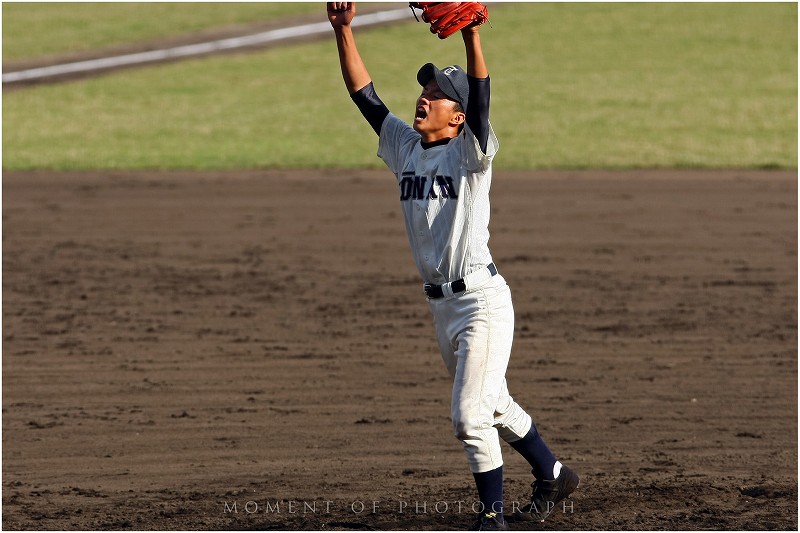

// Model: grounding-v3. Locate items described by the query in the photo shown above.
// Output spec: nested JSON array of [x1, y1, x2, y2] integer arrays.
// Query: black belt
[[424, 263, 498, 299]]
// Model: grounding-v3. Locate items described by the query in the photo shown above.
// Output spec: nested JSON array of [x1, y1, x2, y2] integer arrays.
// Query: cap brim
[[417, 63, 437, 87]]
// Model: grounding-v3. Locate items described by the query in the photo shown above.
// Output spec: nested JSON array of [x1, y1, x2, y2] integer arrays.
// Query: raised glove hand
[[410, 2, 489, 39]]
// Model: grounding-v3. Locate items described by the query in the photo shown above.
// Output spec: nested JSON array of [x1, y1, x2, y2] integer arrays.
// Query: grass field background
[[3, 2, 797, 170], [2, 2, 322, 60]]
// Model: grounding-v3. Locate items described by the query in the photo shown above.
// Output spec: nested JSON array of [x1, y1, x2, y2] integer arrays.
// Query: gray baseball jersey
[[377, 114, 500, 285]]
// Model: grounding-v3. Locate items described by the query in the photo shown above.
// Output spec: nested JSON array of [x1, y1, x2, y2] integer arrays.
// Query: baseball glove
[[409, 2, 489, 39]]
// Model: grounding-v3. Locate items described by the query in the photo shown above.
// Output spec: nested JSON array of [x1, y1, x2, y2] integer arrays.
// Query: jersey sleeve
[[377, 113, 420, 175], [462, 120, 499, 174]]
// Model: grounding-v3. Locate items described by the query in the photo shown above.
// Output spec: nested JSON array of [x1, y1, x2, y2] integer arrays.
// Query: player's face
[[414, 80, 464, 139]]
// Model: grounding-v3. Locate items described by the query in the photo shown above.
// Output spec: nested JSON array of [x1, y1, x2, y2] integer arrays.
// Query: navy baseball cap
[[417, 63, 469, 111]]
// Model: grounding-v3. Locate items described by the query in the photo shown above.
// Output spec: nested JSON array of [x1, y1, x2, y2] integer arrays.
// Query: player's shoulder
[[381, 113, 420, 142], [386, 112, 416, 131]]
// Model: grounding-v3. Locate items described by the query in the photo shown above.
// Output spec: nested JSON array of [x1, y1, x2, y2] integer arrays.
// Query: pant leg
[[430, 276, 532, 473], [481, 280, 533, 443], [495, 378, 533, 443]]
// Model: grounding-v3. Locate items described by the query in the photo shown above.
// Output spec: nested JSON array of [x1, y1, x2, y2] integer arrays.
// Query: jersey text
[[399, 174, 459, 201]]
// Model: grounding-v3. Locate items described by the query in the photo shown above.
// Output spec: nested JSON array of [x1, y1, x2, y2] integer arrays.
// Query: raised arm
[[462, 25, 488, 79], [328, 2, 371, 94], [461, 25, 490, 153]]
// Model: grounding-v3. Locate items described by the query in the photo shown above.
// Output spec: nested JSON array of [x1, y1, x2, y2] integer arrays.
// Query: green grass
[[3, 2, 321, 61], [3, 2, 797, 170]]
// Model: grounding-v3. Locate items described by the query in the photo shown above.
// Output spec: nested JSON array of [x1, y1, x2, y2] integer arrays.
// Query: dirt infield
[[2, 169, 797, 530]]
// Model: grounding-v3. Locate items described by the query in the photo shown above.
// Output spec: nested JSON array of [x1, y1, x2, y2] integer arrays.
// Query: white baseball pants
[[428, 274, 534, 473]]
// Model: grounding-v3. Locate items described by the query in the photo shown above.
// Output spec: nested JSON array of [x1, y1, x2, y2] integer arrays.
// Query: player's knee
[[452, 414, 490, 441]]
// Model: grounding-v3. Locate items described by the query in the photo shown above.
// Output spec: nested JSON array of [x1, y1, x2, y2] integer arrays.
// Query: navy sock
[[473, 466, 503, 516], [509, 425, 558, 480]]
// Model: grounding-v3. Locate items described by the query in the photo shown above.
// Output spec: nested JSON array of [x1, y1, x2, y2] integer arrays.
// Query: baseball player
[[327, 2, 579, 529]]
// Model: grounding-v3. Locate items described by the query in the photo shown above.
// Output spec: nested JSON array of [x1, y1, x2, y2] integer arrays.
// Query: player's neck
[[421, 137, 453, 150]]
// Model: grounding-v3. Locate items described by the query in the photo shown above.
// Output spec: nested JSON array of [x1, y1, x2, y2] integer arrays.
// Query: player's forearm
[[462, 29, 488, 79], [334, 25, 372, 94]]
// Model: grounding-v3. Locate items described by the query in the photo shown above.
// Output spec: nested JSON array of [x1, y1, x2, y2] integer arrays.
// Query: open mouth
[[415, 106, 427, 121]]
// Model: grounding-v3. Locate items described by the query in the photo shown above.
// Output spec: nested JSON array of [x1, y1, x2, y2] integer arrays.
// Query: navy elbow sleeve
[[351, 83, 390, 135], [466, 76, 490, 154]]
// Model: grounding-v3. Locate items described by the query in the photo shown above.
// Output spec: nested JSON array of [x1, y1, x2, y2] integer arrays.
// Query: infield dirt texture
[[2, 3, 798, 532], [3, 169, 797, 530]]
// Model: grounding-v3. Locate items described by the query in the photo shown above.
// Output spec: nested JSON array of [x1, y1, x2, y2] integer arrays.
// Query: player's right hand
[[327, 2, 356, 27]]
